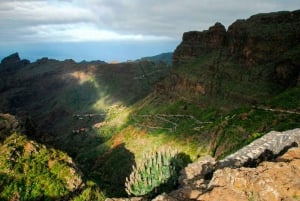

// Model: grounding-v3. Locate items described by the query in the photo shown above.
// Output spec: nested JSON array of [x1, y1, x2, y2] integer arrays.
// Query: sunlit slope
[[0, 114, 105, 201]]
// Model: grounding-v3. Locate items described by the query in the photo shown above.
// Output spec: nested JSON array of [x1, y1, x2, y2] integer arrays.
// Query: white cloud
[[0, 0, 95, 25], [0, 0, 299, 44], [24, 23, 174, 42], [81, 0, 300, 37]]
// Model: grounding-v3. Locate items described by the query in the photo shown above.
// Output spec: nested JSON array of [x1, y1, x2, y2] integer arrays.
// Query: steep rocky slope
[[105, 10, 300, 199], [0, 113, 104, 200], [0, 53, 170, 197], [153, 129, 300, 201], [0, 53, 170, 151], [174, 10, 300, 67], [0, 9, 300, 200], [170, 10, 300, 105]]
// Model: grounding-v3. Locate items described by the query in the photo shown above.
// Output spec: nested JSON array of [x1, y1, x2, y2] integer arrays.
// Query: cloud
[[82, 0, 300, 37], [25, 23, 174, 42], [0, 0, 299, 44]]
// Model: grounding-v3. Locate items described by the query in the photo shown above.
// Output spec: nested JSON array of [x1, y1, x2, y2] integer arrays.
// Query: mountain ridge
[[0, 9, 299, 201]]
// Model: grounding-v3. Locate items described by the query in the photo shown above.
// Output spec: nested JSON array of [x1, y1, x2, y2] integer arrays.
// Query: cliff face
[[173, 22, 226, 63], [153, 129, 300, 201], [0, 52, 30, 72], [174, 10, 300, 66], [169, 10, 300, 106], [227, 11, 300, 65]]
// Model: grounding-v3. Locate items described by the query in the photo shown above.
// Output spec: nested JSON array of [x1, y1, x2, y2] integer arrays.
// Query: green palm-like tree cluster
[[125, 148, 178, 197]]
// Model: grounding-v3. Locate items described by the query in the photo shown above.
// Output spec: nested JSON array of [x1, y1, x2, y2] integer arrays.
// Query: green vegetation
[[1, 16, 300, 199], [72, 181, 105, 201], [125, 148, 179, 197], [0, 133, 74, 200], [264, 87, 300, 109], [0, 132, 105, 201]]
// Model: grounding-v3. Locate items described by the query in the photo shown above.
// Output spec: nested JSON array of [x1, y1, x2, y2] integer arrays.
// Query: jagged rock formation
[[0, 52, 30, 72], [227, 11, 300, 66], [1, 10, 300, 201], [172, 10, 300, 97], [152, 128, 300, 201], [173, 22, 226, 63], [174, 10, 300, 66], [199, 149, 300, 201]]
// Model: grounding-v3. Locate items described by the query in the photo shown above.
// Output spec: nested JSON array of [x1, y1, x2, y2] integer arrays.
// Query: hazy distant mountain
[[137, 52, 173, 65]]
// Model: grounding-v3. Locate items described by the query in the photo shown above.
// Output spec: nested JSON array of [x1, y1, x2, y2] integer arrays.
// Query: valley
[[0, 9, 300, 201]]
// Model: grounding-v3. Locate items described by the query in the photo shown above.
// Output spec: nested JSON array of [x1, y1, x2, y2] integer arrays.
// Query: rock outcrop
[[0, 52, 30, 72], [174, 10, 300, 65], [153, 128, 300, 201], [0, 113, 23, 140], [173, 10, 300, 89], [227, 11, 300, 66], [198, 147, 300, 201], [173, 22, 226, 64], [217, 128, 300, 168]]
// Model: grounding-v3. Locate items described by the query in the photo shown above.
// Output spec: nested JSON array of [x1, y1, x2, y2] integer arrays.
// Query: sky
[[0, 0, 299, 62]]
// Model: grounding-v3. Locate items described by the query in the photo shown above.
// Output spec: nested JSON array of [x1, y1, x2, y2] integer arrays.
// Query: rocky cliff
[[1, 9, 300, 201], [0, 52, 30, 72], [153, 129, 300, 201], [174, 10, 300, 66], [173, 22, 226, 63], [106, 129, 300, 201], [172, 10, 300, 100], [105, 10, 300, 200], [0, 113, 106, 200]]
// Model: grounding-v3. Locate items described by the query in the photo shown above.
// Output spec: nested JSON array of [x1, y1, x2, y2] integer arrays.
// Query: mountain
[[0, 53, 171, 198], [0, 113, 105, 200], [0, 52, 30, 73], [106, 9, 300, 199], [172, 10, 300, 104], [0, 9, 300, 200], [137, 52, 173, 65]]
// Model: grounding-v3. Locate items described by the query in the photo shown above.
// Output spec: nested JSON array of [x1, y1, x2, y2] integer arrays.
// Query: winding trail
[[255, 106, 300, 115]]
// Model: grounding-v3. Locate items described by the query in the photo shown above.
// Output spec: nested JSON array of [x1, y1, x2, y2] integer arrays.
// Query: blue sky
[[0, 0, 299, 62]]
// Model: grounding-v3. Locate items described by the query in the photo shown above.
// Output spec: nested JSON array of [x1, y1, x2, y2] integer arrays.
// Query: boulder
[[199, 147, 300, 201]]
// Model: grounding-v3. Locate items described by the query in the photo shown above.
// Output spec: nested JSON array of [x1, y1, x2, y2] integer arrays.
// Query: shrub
[[125, 148, 179, 197]]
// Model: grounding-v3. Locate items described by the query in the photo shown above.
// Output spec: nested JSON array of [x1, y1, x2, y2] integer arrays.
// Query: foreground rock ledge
[[107, 129, 300, 201], [153, 128, 300, 201]]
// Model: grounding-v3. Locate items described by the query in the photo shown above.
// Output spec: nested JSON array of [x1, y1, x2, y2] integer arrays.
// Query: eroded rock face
[[228, 11, 300, 66], [1, 53, 21, 66], [0, 113, 23, 140], [0, 52, 30, 72], [154, 73, 206, 98], [199, 147, 300, 201], [173, 10, 300, 88], [152, 129, 300, 201], [173, 22, 226, 64], [174, 10, 300, 66]]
